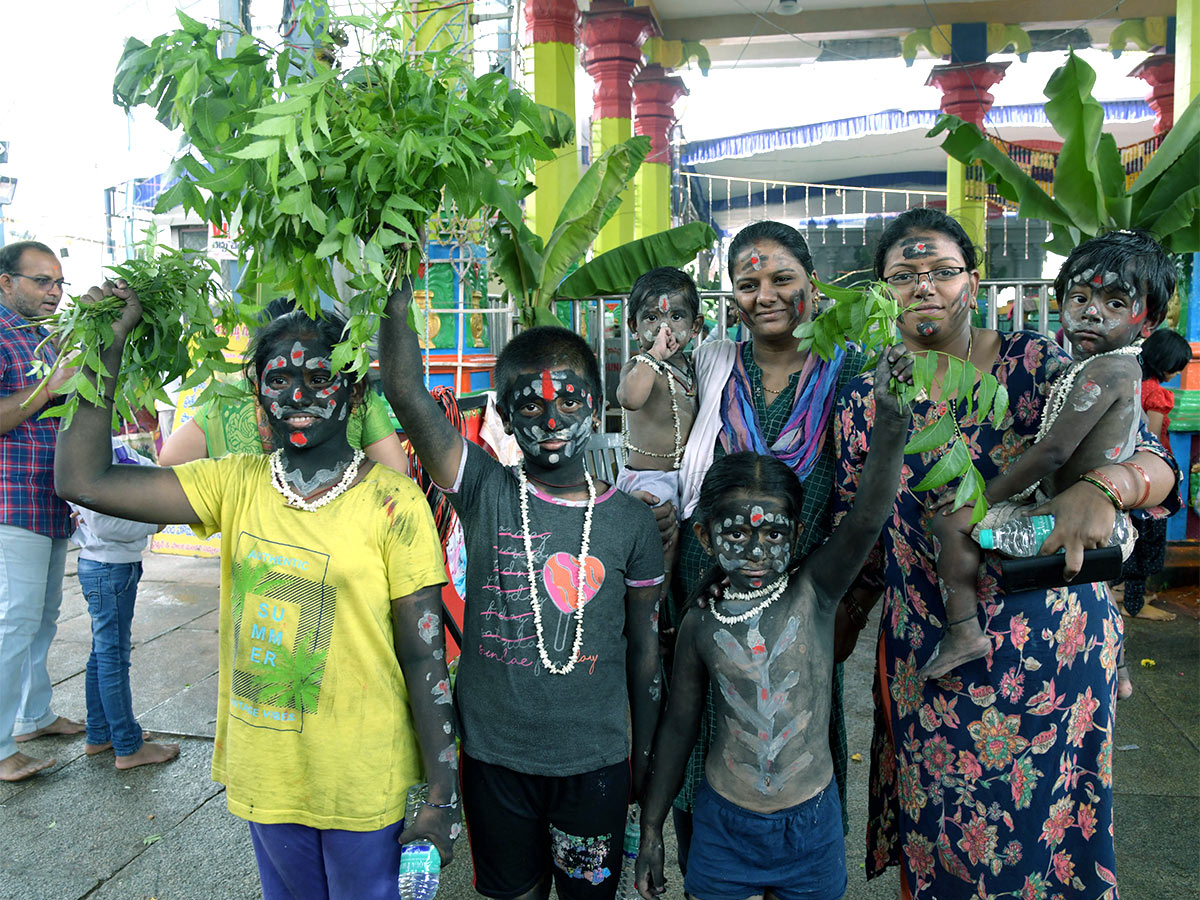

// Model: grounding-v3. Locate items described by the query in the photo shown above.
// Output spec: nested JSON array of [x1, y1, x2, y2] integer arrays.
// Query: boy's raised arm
[[636, 611, 707, 899], [808, 348, 910, 609], [378, 278, 464, 488]]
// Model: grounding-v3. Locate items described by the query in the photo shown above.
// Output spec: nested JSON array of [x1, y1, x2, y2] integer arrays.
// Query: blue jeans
[[0, 524, 68, 760], [78, 558, 144, 755], [248, 819, 404, 900]]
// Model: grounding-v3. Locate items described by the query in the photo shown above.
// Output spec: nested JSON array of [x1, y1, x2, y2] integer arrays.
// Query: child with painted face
[[616, 268, 703, 604], [924, 229, 1174, 681], [54, 285, 459, 900], [380, 282, 664, 900], [635, 348, 912, 900]]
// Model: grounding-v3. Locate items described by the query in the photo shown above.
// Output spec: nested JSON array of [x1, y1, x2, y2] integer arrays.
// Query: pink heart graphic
[[542, 553, 606, 615]]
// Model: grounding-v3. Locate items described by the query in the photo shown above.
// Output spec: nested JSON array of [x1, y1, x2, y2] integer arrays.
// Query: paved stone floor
[[0, 552, 1196, 899]]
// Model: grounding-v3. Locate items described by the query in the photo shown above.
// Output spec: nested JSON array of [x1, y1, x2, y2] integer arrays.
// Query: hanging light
[[776, 0, 803, 15]]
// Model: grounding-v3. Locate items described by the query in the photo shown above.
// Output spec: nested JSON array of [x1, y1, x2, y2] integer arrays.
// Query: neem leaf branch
[[114, 4, 558, 376], [798, 279, 1007, 521]]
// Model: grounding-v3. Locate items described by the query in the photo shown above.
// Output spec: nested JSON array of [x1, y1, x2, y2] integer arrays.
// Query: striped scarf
[[719, 342, 846, 482]]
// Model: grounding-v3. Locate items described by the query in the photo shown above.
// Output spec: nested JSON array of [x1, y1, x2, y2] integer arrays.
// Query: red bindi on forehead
[[290, 345, 305, 365], [540, 369, 555, 401], [659, 295, 669, 314]]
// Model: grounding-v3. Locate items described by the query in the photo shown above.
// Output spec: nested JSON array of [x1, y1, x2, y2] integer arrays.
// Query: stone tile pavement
[[0, 552, 1195, 899]]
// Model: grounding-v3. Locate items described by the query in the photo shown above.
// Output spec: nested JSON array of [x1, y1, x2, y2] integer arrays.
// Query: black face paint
[[633, 292, 696, 353], [259, 338, 350, 452], [507, 368, 595, 467], [901, 238, 935, 259], [708, 498, 795, 591]]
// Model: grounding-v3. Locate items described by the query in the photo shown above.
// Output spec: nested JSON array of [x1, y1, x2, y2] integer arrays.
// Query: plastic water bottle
[[979, 514, 1133, 556], [398, 783, 440, 900], [616, 805, 641, 900]]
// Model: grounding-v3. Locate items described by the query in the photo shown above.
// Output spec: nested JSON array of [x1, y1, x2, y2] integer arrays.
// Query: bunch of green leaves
[[25, 244, 240, 429], [484, 135, 718, 326], [798, 280, 1008, 522], [928, 52, 1200, 255], [113, 3, 564, 374]]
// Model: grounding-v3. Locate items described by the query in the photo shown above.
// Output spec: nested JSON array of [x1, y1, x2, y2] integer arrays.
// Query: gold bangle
[[1079, 475, 1122, 511], [1119, 461, 1152, 508]]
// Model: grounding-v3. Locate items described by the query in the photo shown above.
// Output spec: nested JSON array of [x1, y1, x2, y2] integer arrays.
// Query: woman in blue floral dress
[[832, 209, 1180, 900]]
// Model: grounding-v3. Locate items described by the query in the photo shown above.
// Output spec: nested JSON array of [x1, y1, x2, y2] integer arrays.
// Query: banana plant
[[484, 135, 717, 326], [927, 51, 1200, 255]]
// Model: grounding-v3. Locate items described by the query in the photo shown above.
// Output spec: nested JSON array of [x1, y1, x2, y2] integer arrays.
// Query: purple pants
[[248, 819, 403, 900]]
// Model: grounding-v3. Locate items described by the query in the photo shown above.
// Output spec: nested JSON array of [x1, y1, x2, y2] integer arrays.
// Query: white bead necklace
[[519, 464, 596, 676], [269, 448, 365, 512], [621, 353, 691, 468], [1035, 344, 1142, 444], [710, 575, 789, 625]]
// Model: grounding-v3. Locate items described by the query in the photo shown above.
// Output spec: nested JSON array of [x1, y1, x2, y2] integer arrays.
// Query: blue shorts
[[684, 778, 847, 900]]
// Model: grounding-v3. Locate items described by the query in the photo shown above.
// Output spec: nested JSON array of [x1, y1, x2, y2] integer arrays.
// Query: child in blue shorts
[[635, 350, 912, 900]]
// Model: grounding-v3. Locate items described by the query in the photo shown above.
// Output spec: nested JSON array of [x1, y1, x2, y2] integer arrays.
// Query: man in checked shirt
[[0, 241, 84, 781]]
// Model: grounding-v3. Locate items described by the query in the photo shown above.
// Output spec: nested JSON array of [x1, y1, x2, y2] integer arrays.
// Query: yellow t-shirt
[[174, 454, 447, 830]]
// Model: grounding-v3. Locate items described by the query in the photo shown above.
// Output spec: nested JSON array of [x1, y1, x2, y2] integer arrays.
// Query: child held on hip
[[636, 347, 912, 900], [616, 267, 704, 604], [925, 229, 1174, 681]]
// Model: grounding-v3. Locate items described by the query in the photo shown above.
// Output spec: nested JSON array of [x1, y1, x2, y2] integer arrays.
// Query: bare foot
[[1117, 665, 1133, 701], [920, 624, 992, 680], [1135, 603, 1176, 622], [115, 740, 180, 770], [14, 716, 85, 743], [85, 741, 113, 756], [0, 751, 56, 782]]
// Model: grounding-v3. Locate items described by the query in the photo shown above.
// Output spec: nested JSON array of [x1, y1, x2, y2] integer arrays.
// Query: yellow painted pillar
[[632, 65, 687, 238], [1177, 0, 1199, 104], [523, 1, 580, 241], [946, 159, 987, 271], [592, 116, 635, 250], [403, 1, 471, 55], [582, 3, 654, 254], [926, 62, 1009, 274]]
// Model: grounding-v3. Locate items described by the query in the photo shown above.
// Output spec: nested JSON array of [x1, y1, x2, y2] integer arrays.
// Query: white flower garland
[[1035, 344, 1142, 444], [269, 448, 365, 512], [519, 464, 596, 675], [710, 575, 789, 625], [620, 353, 693, 469]]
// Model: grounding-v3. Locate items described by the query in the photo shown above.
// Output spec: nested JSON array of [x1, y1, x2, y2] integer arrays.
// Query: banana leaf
[[927, 115, 1074, 241], [555, 222, 718, 299], [1043, 53, 1108, 235], [537, 136, 651, 308]]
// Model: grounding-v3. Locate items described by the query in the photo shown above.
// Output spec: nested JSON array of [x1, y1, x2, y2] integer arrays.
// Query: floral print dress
[[833, 332, 1177, 900]]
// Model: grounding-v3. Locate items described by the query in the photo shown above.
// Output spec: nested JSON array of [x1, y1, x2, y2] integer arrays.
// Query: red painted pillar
[[1130, 54, 1176, 134], [926, 61, 1009, 271], [632, 63, 688, 236], [925, 60, 1011, 127], [581, 0, 655, 251]]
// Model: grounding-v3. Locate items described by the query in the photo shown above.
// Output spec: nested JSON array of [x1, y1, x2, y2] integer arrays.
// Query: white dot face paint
[[1060, 268, 1148, 359], [707, 496, 795, 591], [258, 337, 350, 452], [507, 367, 596, 469], [630, 290, 697, 355]]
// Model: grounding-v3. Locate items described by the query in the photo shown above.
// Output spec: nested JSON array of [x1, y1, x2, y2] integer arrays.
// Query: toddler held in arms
[[925, 230, 1173, 680]]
